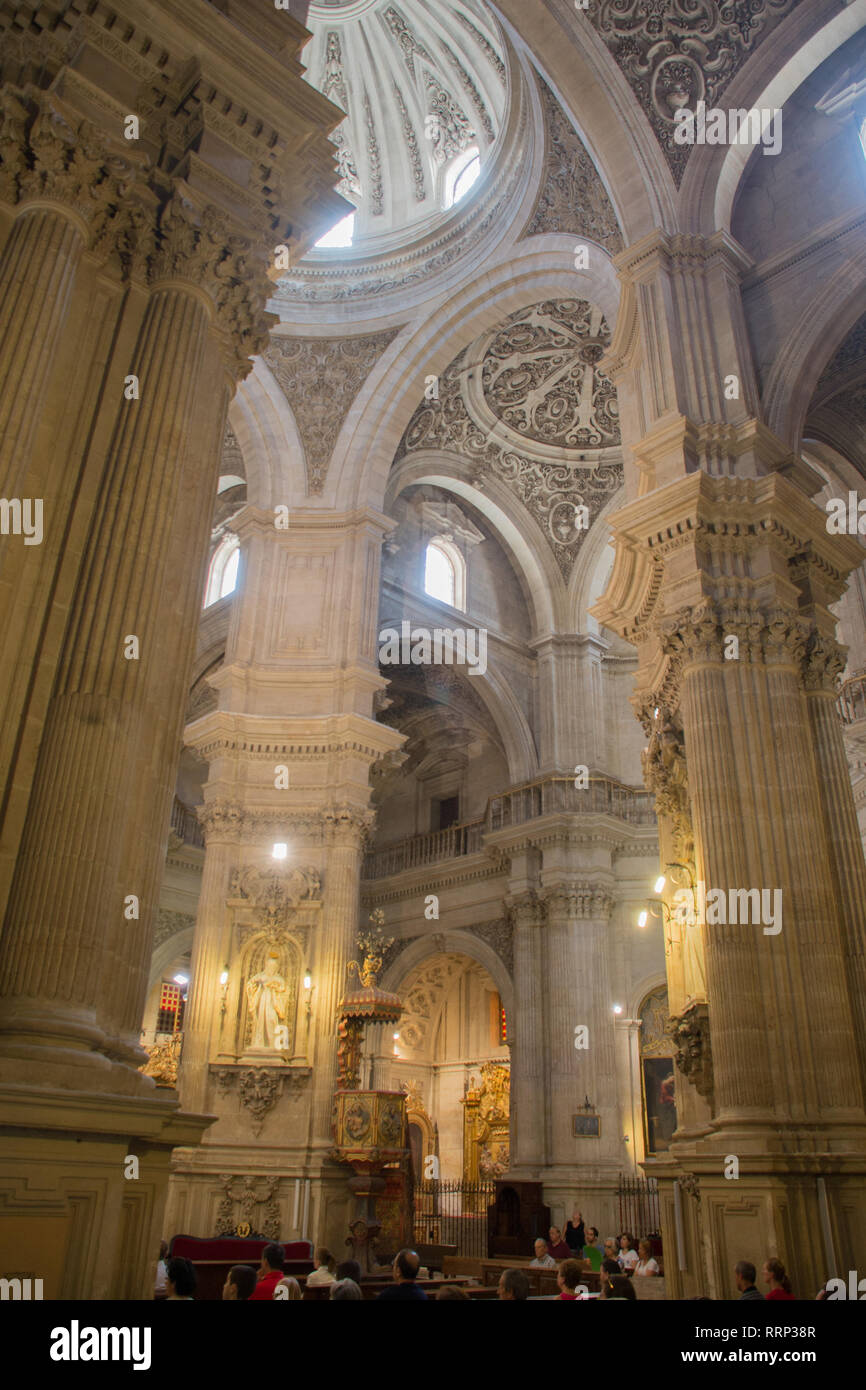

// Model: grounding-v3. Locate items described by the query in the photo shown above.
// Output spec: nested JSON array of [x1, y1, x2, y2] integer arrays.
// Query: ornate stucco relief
[[586, 0, 804, 183], [524, 79, 623, 254], [264, 327, 401, 494]]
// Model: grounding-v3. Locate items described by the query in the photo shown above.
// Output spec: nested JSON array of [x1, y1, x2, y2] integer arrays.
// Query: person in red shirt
[[548, 1226, 571, 1260], [249, 1243, 286, 1300], [763, 1257, 795, 1300], [556, 1259, 587, 1300]]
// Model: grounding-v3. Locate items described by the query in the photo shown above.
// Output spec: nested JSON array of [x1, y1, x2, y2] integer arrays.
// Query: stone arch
[[332, 239, 621, 515], [680, 0, 866, 235], [763, 265, 866, 448], [501, 10, 676, 239], [380, 932, 513, 1018]]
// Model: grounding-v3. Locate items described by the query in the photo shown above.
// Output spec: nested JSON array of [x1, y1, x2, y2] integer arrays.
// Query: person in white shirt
[[306, 1247, 337, 1287], [634, 1239, 659, 1276], [618, 1233, 639, 1272], [529, 1238, 556, 1269]]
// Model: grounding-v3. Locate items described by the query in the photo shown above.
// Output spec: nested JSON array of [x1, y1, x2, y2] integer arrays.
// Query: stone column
[[0, 212, 238, 1085], [506, 890, 546, 1172], [0, 94, 97, 495], [802, 642, 866, 1101], [541, 884, 620, 1169]]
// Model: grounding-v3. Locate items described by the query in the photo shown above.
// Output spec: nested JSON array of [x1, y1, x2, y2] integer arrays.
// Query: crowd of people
[[153, 1202, 800, 1302]]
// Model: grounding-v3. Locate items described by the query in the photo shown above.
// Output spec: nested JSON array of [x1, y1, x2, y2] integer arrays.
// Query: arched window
[[443, 147, 480, 208], [204, 536, 240, 607], [424, 538, 466, 611]]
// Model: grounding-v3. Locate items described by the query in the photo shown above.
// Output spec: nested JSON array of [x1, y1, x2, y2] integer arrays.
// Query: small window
[[204, 536, 240, 607], [425, 542, 455, 605], [444, 147, 480, 208], [424, 538, 466, 610], [156, 981, 185, 1035]]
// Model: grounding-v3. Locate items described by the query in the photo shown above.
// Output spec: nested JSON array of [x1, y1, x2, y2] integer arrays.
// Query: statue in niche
[[246, 952, 288, 1050]]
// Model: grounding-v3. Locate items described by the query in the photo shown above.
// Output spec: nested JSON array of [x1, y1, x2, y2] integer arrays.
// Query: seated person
[[763, 1258, 794, 1301], [330, 1278, 362, 1300], [249, 1242, 285, 1300], [154, 1241, 169, 1298], [336, 1259, 362, 1283], [165, 1257, 196, 1301], [602, 1237, 619, 1264], [275, 1276, 302, 1300], [547, 1226, 571, 1260], [635, 1239, 659, 1276], [376, 1248, 428, 1300], [602, 1274, 636, 1301], [306, 1247, 337, 1287], [498, 1268, 530, 1301], [557, 1259, 587, 1300], [582, 1227, 603, 1271], [530, 1238, 556, 1269], [222, 1264, 257, 1301], [617, 1233, 639, 1273]]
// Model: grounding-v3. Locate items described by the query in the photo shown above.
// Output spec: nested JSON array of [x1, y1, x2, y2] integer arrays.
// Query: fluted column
[[0, 206, 85, 493], [803, 649, 866, 1099], [0, 272, 228, 1084], [507, 891, 546, 1170], [310, 828, 366, 1143], [177, 836, 237, 1117], [676, 617, 863, 1129]]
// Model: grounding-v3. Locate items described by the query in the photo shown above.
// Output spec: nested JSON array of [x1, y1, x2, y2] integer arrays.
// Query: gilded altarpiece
[[461, 1062, 510, 1182]]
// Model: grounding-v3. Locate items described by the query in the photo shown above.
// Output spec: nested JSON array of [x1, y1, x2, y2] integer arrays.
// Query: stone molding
[[214, 1173, 282, 1241], [153, 908, 195, 951], [197, 801, 375, 848], [669, 1001, 713, 1106]]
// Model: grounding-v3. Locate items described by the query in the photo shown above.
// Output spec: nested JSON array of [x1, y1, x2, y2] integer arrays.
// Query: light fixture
[[393, 1032, 400, 1041], [654, 875, 666, 894], [303, 971, 312, 990], [272, 842, 287, 860], [174, 973, 189, 985], [219, 970, 228, 986], [637, 910, 648, 928], [612, 1004, 623, 1015]]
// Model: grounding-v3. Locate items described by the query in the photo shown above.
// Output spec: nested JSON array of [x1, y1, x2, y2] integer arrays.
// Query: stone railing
[[837, 671, 866, 726], [363, 775, 655, 880], [170, 796, 205, 849]]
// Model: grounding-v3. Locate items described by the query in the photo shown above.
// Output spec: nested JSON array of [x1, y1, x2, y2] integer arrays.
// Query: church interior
[[1, 0, 866, 1304]]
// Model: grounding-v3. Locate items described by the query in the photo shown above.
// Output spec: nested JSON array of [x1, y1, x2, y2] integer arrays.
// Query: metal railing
[[838, 671, 866, 725], [410, 1178, 495, 1259], [363, 774, 655, 879], [170, 796, 204, 849], [617, 1174, 660, 1238]]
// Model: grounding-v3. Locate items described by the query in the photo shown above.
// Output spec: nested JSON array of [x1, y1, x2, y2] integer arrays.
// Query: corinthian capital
[[541, 884, 615, 921], [148, 191, 275, 380]]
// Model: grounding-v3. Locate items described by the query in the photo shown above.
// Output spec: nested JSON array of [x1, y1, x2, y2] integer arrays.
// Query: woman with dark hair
[[763, 1258, 795, 1300], [564, 1206, 586, 1252], [165, 1257, 197, 1300], [601, 1274, 636, 1301]]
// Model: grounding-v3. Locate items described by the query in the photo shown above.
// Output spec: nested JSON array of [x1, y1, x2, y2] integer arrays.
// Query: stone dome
[[302, 0, 508, 248]]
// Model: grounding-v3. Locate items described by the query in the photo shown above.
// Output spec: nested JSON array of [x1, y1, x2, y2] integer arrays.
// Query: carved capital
[[541, 884, 615, 921], [505, 891, 543, 932]]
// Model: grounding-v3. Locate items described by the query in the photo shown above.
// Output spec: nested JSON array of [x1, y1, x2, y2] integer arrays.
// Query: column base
[[0, 1084, 213, 1298], [649, 1146, 866, 1299]]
